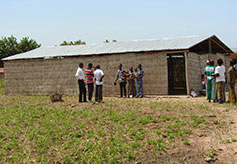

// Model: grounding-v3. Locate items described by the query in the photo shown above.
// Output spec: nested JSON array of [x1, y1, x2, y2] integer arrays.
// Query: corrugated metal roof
[[2, 35, 226, 61]]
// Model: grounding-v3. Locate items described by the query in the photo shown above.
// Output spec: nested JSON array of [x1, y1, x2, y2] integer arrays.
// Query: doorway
[[167, 53, 187, 95]]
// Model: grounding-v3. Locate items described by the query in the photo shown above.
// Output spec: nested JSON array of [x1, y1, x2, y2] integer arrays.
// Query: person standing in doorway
[[94, 65, 104, 102], [136, 64, 144, 98], [75, 63, 87, 103], [85, 63, 94, 102], [114, 64, 127, 97], [215, 59, 226, 104], [228, 60, 236, 103]]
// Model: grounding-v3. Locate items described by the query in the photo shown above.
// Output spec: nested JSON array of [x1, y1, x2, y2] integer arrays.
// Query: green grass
[[183, 139, 190, 145], [0, 80, 4, 95], [0, 82, 236, 163]]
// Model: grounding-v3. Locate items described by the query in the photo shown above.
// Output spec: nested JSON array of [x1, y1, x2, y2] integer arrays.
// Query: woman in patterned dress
[[136, 64, 144, 98], [228, 60, 236, 103], [127, 67, 136, 98]]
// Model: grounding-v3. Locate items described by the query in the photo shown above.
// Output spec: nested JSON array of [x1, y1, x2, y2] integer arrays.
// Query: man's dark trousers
[[120, 81, 127, 97], [78, 80, 87, 102], [95, 85, 103, 102], [87, 83, 94, 101]]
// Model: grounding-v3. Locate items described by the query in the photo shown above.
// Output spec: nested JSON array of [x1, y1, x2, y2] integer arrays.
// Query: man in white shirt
[[94, 65, 104, 102], [215, 59, 226, 104], [75, 63, 87, 103]]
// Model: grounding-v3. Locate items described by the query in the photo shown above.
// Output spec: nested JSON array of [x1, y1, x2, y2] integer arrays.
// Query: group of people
[[76, 58, 236, 104], [75, 63, 104, 103], [114, 64, 144, 98], [75, 63, 144, 103], [204, 58, 236, 104]]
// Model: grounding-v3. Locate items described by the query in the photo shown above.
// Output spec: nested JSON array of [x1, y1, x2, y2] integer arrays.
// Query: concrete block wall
[[187, 52, 231, 94], [187, 52, 203, 94], [4, 51, 168, 96], [199, 53, 230, 73], [199, 53, 231, 91]]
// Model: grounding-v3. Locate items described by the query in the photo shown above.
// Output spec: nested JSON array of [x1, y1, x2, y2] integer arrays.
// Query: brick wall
[[187, 52, 231, 94], [4, 52, 168, 96]]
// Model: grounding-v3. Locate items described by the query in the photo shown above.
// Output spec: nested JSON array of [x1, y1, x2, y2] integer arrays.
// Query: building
[[2, 35, 233, 96], [230, 48, 237, 59], [231, 53, 237, 59]]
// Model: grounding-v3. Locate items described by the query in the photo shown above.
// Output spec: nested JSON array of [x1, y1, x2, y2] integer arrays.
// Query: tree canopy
[[104, 40, 117, 43], [0, 36, 41, 67], [60, 40, 86, 46]]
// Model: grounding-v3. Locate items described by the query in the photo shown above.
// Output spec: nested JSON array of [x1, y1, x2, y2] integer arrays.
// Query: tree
[[104, 39, 110, 43], [104, 39, 117, 43], [60, 40, 86, 46], [0, 36, 19, 59], [18, 37, 41, 53], [0, 35, 40, 67]]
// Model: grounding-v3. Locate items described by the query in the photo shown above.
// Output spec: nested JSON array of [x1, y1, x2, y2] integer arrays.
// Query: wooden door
[[167, 53, 187, 95]]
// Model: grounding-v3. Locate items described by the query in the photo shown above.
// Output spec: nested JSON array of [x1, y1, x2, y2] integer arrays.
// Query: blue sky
[[0, 0, 236, 47]]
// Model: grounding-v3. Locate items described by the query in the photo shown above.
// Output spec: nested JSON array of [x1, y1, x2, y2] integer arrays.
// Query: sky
[[0, 0, 237, 48]]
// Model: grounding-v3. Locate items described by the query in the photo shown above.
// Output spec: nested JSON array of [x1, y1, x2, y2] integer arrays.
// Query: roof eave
[[188, 35, 233, 53], [2, 48, 189, 61]]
